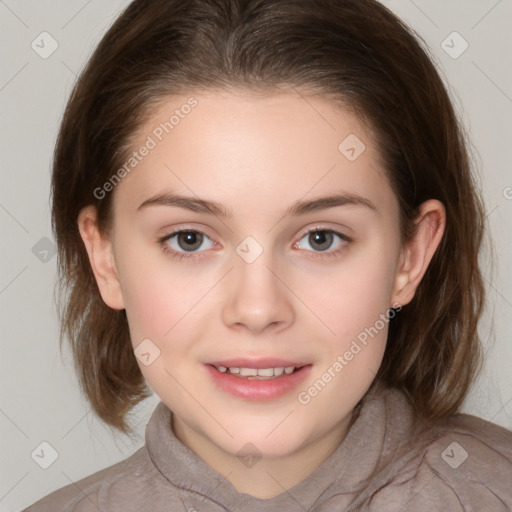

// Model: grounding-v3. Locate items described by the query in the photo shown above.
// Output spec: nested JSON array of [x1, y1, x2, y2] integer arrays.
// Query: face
[[84, 89, 438, 467]]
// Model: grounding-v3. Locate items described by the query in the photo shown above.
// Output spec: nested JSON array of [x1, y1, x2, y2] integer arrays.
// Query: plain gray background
[[1, 1, 511, 510]]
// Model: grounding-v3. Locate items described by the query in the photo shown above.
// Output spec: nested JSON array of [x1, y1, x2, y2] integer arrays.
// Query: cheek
[[293, 249, 397, 413], [301, 246, 399, 343], [117, 255, 200, 346]]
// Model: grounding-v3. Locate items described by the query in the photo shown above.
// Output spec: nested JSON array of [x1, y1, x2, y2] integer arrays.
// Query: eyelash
[[158, 227, 352, 262]]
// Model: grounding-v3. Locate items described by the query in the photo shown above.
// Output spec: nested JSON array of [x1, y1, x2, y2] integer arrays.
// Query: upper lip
[[206, 358, 310, 369]]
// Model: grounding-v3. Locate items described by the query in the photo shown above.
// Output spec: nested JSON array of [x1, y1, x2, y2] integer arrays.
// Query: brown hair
[[52, 0, 488, 436]]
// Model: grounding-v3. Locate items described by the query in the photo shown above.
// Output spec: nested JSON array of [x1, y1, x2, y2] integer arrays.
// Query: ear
[[390, 199, 446, 307], [77, 205, 125, 310]]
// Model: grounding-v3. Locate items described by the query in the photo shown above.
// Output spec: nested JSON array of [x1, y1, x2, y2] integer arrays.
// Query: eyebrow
[[137, 192, 377, 217]]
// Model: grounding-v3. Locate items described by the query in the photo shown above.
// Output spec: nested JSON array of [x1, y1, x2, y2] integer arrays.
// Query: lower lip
[[204, 364, 312, 401]]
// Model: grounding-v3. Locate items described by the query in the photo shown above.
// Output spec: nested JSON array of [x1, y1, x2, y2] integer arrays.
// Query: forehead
[[113, 89, 397, 220]]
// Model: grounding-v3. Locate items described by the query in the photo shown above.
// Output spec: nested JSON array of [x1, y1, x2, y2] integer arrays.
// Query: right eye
[[159, 230, 216, 260]]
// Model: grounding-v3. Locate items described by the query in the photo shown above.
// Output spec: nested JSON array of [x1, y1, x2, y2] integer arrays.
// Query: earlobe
[[390, 199, 446, 307], [77, 206, 125, 310]]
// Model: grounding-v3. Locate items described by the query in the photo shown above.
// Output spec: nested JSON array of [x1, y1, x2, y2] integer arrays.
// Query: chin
[[213, 418, 312, 459]]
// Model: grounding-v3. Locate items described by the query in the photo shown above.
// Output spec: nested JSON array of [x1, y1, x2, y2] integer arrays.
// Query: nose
[[221, 248, 295, 335]]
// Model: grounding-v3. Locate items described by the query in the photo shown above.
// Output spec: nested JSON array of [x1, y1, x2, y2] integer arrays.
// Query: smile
[[204, 361, 312, 400], [214, 365, 303, 379]]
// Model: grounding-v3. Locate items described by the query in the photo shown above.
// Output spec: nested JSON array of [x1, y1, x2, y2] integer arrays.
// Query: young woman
[[25, 0, 512, 510]]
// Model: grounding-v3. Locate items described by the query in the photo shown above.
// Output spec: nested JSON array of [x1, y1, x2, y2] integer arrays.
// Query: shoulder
[[368, 409, 512, 511], [21, 446, 176, 512]]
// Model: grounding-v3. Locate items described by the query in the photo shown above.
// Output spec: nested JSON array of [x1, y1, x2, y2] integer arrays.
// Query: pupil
[[310, 231, 332, 251], [178, 232, 203, 251]]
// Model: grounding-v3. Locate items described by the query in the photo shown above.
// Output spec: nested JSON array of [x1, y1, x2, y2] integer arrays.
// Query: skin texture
[[78, 89, 445, 498]]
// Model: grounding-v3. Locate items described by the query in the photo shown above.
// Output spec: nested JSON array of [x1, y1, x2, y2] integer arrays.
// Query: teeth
[[257, 368, 274, 377], [215, 366, 298, 378], [239, 368, 258, 376]]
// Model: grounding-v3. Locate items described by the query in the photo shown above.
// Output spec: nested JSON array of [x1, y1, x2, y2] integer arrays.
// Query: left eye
[[295, 229, 348, 252], [162, 230, 215, 253]]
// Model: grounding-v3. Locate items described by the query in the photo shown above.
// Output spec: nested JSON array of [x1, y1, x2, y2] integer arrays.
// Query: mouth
[[206, 358, 310, 378], [204, 358, 312, 400], [208, 364, 307, 379]]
